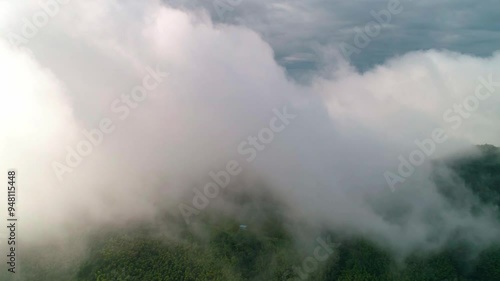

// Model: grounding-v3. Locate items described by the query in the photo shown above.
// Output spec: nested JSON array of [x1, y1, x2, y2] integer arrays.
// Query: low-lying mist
[[1, 0, 500, 270]]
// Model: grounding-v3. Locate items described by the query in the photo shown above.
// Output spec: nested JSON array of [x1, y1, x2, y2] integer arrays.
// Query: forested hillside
[[13, 145, 500, 281]]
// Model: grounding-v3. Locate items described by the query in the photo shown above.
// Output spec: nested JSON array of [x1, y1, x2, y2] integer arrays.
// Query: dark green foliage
[[211, 231, 263, 278], [445, 144, 500, 207], [400, 252, 458, 281], [76, 234, 236, 281], [72, 223, 305, 281], [10, 145, 500, 281], [332, 239, 394, 281], [471, 245, 500, 281]]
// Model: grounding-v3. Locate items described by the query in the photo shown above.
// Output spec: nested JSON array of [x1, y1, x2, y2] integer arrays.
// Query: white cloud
[[0, 0, 499, 256]]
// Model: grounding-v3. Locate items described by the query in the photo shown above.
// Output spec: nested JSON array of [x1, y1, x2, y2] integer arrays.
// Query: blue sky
[[166, 0, 500, 80]]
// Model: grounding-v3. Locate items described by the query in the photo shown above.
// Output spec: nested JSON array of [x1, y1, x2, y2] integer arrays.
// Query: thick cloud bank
[[1, 0, 500, 256]]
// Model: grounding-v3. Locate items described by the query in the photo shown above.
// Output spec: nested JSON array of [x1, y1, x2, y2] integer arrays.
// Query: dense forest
[[10, 145, 500, 281]]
